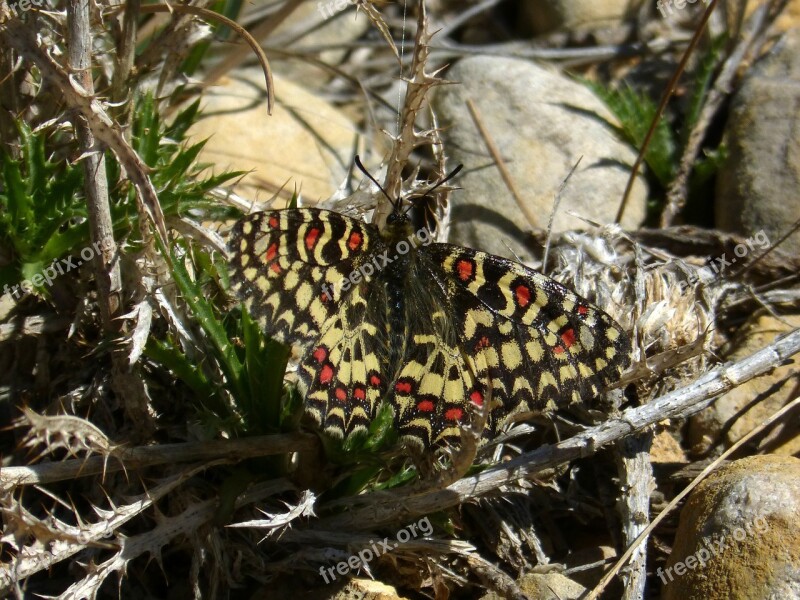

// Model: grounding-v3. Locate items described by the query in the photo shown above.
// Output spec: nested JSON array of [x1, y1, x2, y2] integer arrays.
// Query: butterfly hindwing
[[387, 308, 488, 447], [300, 276, 390, 439]]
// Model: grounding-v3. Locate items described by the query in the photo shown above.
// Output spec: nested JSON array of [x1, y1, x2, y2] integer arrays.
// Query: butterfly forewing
[[229, 209, 376, 349], [421, 244, 631, 436]]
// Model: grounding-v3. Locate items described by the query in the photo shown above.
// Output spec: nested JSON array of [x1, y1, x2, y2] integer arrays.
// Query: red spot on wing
[[268, 215, 279, 229], [554, 328, 577, 354], [475, 336, 491, 350], [395, 380, 413, 394], [265, 242, 278, 262], [270, 262, 282, 274], [319, 364, 334, 384], [354, 387, 366, 400], [335, 387, 347, 401], [456, 259, 474, 282], [469, 390, 484, 406], [305, 228, 321, 250], [417, 400, 435, 412], [347, 231, 363, 251], [578, 305, 589, 316], [369, 374, 381, 387], [445, 408, 463, 421], [313, 347, 327, 363], [515, 285, 531, 307]]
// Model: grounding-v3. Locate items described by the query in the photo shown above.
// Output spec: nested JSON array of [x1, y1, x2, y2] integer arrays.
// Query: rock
[[334, 578, 407, 600], [688, 314, 800, 456], [250, 577, 407, 600], [651, 430, 688, 464], [480, 572, 586, 600], [433, 56, 647, 261], [188, 69, 357, 204], [662, 455, 800, 600], [521, 0, 636, 34], [564, 545, 617, 588], [716, 28, 800, 256]]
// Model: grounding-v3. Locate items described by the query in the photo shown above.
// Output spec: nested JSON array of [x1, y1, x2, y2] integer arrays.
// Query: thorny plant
[[1, 1, 799, 599]]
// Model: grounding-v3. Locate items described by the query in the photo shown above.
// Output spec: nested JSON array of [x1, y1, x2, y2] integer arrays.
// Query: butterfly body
[[229, 204, 631, 449], [379, 214, 416, 370]]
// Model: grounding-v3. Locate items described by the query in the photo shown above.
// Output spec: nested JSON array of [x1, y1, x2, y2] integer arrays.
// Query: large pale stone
[[189, 69, 358, 205], [716, 28, 800, 256], [433, 56, 647, 261]]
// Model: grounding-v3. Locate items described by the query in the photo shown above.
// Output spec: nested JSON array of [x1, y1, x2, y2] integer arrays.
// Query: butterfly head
[[382, 199, 415, 240], [386, 204, 409, 224], [354, 156, 463, 239]]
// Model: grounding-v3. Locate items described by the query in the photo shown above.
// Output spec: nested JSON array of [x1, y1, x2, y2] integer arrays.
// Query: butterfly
[[227, 161, 631, 449]]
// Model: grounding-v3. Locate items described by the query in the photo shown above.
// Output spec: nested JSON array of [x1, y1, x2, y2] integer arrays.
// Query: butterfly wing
[[418, 243, 631, 439], [230, 209, 631, 448], [229, 208, 378, 350], [387, 315, 487, 447], [288, 239, 486, 447], [367, 255, 487, 448], [298, 277, 391, 439]]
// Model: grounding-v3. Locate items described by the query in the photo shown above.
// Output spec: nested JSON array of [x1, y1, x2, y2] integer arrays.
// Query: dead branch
[[1, 432, 318, 491], [661, 0, 783, 225]]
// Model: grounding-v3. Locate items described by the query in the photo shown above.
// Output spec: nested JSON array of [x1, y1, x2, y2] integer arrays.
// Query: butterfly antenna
[[354, 155, 396, 209], [424, 164, 464, 196], [404, 164, 465, 216]]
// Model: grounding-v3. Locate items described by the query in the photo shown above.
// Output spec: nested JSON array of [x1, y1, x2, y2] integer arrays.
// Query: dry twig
[[587, 395, 800, 599]]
